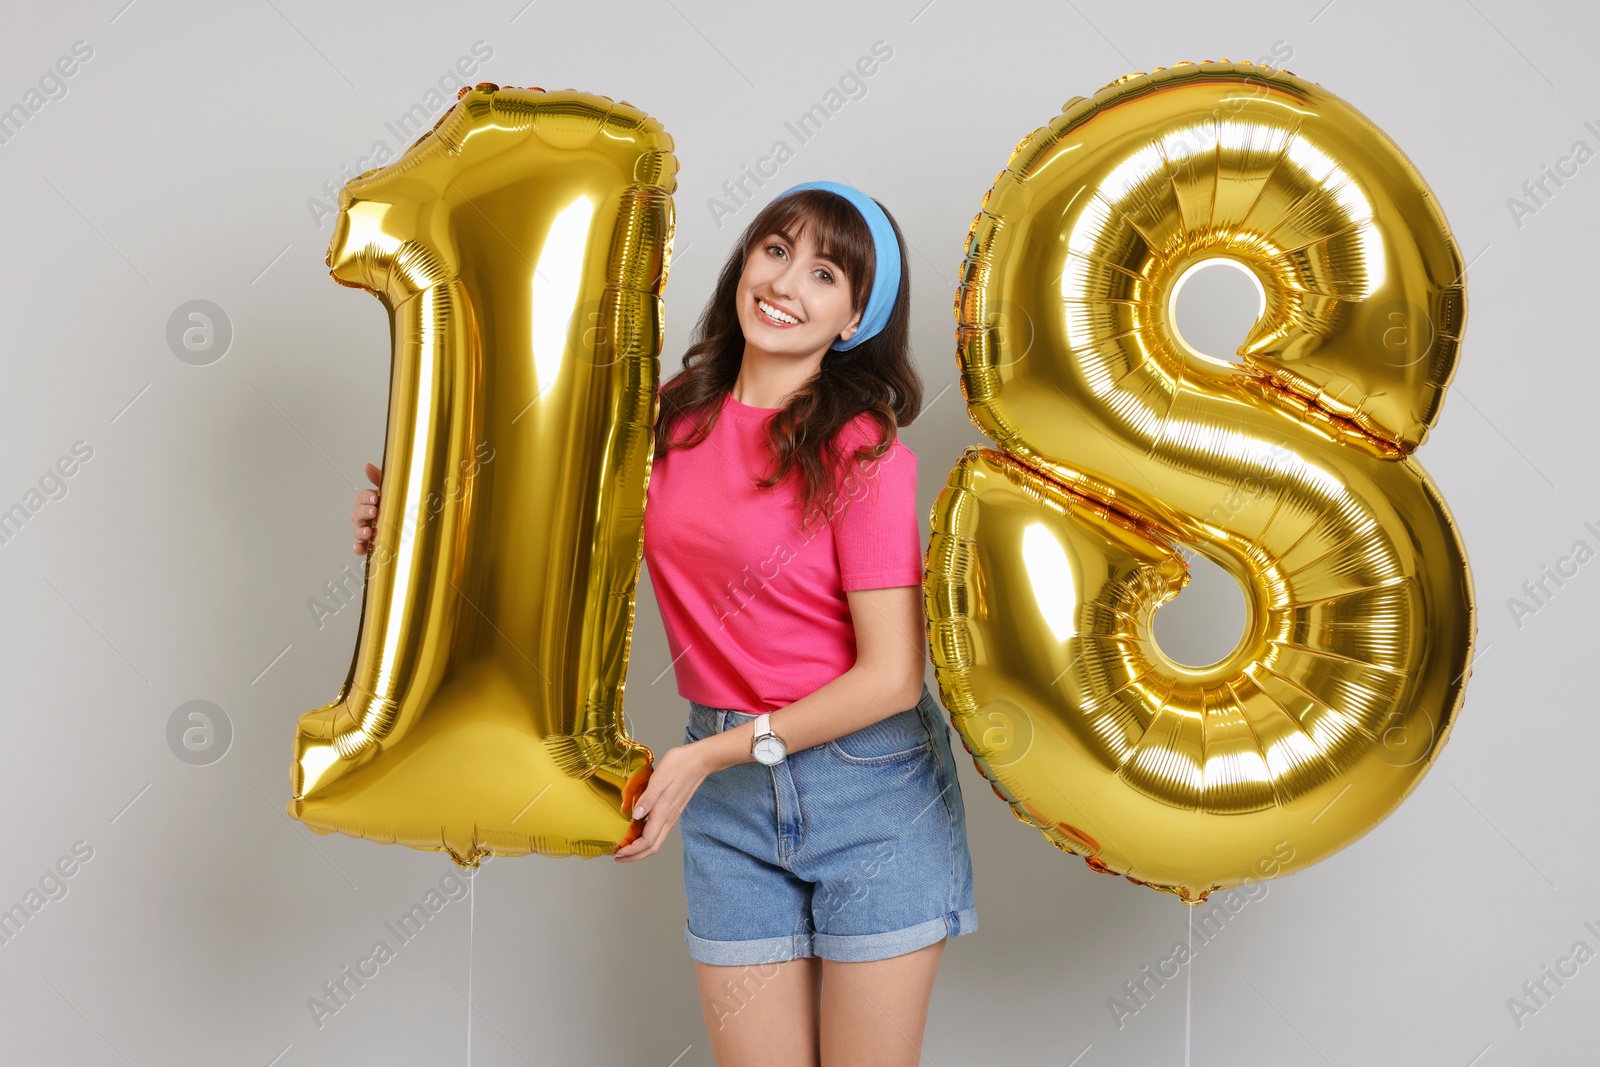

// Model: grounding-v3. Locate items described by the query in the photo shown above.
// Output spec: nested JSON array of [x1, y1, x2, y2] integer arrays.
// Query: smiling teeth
[[758, 298, 798, 324]]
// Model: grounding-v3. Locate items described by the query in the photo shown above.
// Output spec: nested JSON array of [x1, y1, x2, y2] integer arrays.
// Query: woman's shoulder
[[837, 408, 912, 458], [832, 410, 916, 499]]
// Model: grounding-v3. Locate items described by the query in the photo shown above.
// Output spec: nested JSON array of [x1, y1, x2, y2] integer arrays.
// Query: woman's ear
[[838, 309, 864, 343]]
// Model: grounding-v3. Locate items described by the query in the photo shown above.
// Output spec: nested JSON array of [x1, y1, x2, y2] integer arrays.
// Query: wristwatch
[[751, 713, 787, 766]]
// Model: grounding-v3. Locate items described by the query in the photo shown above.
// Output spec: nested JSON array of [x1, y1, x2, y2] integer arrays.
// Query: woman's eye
[[815, 269, 834, 284], [766, 244, 785, 258]]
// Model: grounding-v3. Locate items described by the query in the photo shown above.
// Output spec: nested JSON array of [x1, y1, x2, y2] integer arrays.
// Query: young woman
[[349, 181, 978, 1066]]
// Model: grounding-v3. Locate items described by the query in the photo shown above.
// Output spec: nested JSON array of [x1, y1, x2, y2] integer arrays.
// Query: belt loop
[[920, 683, 942, 736]]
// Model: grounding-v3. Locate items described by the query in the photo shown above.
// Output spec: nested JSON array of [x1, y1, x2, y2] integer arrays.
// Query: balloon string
[[1184, 905, 1192, 1067], [467, 869, 475, 1067]]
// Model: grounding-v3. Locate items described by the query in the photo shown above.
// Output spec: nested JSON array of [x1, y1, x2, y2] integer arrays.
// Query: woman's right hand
[[351, 462, 382, 555]]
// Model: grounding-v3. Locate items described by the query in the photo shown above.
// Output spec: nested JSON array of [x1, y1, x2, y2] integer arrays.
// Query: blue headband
[[772, 180, 901, 351]]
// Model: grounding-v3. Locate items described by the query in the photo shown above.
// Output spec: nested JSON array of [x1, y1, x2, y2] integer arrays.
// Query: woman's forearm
[[692, 664, 920, 774]]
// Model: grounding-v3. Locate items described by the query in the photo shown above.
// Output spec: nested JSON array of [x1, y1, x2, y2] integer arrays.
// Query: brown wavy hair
[[654, 188, 921, 528]]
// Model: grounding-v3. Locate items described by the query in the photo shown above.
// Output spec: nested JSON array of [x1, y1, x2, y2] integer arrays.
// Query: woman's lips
[[755, 295, 799, 328]]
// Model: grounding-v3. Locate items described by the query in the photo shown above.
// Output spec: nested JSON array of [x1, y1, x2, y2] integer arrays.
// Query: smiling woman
[[631, 181, 976, 1065]]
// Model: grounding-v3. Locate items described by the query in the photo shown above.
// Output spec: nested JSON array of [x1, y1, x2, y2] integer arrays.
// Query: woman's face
[[734, 222, 863, 358]]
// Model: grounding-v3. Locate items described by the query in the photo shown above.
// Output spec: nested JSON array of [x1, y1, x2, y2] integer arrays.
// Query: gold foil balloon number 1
[[925, 62, 1476, 903], [286, 86, 676, 867]]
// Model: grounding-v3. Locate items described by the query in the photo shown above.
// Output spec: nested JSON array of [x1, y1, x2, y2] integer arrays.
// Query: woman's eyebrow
[[773, 226, 844, 271], [804, 245, 844, 271]]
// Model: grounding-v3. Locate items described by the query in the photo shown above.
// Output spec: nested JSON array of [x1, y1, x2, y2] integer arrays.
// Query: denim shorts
[[678, 681, 979, 965]]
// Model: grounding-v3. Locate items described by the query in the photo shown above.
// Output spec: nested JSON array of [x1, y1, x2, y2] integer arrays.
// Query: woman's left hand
[[614, 742, 715, 862]]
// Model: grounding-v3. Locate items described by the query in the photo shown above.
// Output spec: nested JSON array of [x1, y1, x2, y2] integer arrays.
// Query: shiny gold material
[[286, 86, 676, 867], [926, 62, 1476, 902]]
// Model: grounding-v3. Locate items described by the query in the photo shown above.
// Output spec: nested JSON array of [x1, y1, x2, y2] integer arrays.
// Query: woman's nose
[[770, 261, 802, 297]]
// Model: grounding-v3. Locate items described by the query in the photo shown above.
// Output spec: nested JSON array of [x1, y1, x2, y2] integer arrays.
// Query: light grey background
[[0, 0, 1592, 1064]]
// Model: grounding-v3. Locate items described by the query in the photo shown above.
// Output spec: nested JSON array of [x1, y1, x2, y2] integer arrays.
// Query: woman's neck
[[731, 342, 827, 409]]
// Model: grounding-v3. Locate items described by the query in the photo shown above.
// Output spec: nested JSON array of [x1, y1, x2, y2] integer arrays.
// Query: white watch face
[[754, 735, 786, 764]]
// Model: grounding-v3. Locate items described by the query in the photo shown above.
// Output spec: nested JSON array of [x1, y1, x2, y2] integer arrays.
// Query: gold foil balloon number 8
[[925, 62, 1476, 902]]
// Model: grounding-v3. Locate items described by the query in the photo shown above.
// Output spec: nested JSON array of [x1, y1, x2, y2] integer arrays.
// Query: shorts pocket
[[827, 706, 933, 766]]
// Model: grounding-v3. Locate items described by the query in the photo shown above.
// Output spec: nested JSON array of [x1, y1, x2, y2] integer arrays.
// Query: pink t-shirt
[[642, 392, 923, 714]]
